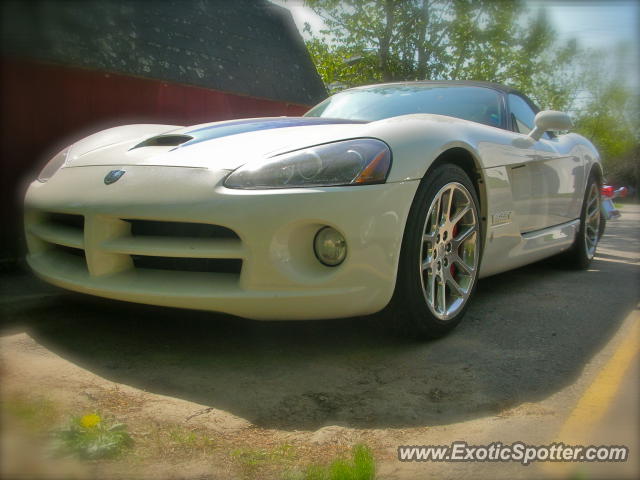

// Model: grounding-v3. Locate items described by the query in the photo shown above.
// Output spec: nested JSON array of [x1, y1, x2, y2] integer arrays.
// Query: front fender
[[363, 115, 491, 182]]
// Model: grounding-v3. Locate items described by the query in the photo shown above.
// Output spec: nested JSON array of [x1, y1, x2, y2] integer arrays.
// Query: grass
[[168, 426, 217, 450], [568, 471, 589, 480], [132, 422, 221, 461], [3, 392, 377, 479], [232, 443, 297, 478], [53, 413, 133, 460], [2, 393, 61, 432], [233, 443, 295, 465], [285, 444, 376, 480]]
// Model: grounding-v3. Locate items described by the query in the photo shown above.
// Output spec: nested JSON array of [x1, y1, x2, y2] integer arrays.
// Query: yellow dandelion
[[80, 413, 101, 428]]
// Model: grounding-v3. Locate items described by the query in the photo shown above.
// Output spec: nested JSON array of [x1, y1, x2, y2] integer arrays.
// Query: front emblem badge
[[104, 169, 126, 185]]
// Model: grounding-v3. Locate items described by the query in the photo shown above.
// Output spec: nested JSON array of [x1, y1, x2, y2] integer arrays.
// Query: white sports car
[[24, 81, 603, 337]]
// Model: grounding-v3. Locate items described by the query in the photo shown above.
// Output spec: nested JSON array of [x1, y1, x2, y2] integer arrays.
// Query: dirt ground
[[1, 204, 639, 479]]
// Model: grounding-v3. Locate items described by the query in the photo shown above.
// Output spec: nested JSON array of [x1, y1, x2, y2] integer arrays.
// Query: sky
[[272, 0, 640, 89]]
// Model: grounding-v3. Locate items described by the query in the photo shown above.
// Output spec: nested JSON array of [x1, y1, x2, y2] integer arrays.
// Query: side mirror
[[529, 110, 573, 141]]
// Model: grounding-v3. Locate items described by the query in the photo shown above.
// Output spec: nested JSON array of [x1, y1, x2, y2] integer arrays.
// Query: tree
[[572, 48, 640, 191], [305, 37, 380, 91], [303, 0, 578, 109]]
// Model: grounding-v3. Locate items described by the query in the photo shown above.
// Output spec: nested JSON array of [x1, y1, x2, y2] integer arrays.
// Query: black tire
[[598, 210, 607, 240], [564, 172, 602, 269], [388, 164, 482, 338]]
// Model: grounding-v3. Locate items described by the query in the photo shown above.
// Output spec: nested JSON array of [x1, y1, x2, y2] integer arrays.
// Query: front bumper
[[24, 166, 419, 320]]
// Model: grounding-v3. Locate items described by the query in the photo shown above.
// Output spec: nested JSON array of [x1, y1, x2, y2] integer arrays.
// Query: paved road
[[1, 204, 639, 479]]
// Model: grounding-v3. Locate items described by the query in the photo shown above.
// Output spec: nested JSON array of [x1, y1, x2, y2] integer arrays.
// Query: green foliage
[[233, 443, 296, 465], [167, 426, 217, 452], [288, 444, 375, 480], [306, 38, 380, 92], [4, 394, 61, 432], [576, 99, 636, 159], [572, 48, 640, 188], [232, 443, 297, 477], [53, 413, 133, 460], [304, 0, 578, 109]]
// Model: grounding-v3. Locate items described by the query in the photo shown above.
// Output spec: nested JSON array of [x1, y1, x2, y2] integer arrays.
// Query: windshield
[[305, 84, 503, 128]]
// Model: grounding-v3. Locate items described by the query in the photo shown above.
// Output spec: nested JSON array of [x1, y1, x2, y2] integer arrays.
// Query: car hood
[[65, 117, 370, 170]]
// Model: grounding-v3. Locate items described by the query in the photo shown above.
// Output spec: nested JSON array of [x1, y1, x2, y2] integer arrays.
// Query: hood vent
[[130, 117, 369, 152], [131, 134, 193, 150]]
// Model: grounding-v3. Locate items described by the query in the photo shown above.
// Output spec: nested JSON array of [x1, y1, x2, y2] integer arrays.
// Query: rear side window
[[508, 94, 536, 134]]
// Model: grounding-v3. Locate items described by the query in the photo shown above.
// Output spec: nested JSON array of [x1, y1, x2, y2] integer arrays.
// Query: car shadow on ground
[[1, 221, 638, 431]]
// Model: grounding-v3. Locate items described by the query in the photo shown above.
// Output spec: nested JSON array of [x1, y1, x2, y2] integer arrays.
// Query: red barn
[[1, 0, 326, 264]]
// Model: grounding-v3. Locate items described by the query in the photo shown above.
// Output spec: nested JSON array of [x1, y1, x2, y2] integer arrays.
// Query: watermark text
[[398, 441, 628, 465]]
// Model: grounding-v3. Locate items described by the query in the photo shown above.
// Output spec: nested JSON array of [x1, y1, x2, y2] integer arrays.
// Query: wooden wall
[[0, 58, 311, 263]]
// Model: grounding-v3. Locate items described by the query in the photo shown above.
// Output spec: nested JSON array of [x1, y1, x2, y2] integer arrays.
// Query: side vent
[[131, 134, 193, 149]]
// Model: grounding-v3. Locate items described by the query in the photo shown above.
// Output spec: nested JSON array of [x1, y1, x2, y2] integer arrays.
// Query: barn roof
[[1, 0, 326, 106]]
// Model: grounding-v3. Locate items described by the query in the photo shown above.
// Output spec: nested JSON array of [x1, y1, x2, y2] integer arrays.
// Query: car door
[[505, 93, 583, 232]]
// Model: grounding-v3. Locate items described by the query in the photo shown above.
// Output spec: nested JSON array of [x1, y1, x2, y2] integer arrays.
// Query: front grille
[[131, 256, 242, 274], [52, 244, 86, 259], [29, 213, 243, 279], [46, 212, 84, 230], [26, 211, 88, 269], [125, 220, 239, 239], [46, 243, 88, 272]]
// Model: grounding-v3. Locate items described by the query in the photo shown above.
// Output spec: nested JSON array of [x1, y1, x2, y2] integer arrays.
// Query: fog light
[[314, 227, 347, 266]]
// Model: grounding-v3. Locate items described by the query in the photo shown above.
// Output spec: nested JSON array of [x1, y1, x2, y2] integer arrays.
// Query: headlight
[[37, 147, 71, 182], [224, 138, 391, 189]]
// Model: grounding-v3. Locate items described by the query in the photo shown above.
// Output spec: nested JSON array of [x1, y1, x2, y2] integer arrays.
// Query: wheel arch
[[590, 162, 604, 185], [424, 146, 488, 237]]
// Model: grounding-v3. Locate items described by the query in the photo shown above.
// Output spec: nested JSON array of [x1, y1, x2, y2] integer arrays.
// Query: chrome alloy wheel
[[584, 182, 601, 260], [419, 182, 479, 320]]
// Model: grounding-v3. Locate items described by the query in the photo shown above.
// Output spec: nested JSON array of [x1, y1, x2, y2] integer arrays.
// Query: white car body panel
[[24, 95, 602, 319], [26, 163, 418, 319]]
